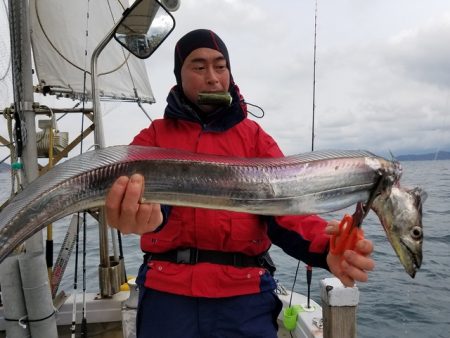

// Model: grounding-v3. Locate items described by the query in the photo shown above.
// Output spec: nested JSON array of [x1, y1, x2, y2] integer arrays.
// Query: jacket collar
[[164, 84, 247, 132]]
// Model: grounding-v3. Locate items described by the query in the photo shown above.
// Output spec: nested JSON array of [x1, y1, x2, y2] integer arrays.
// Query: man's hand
[[325, 220, 375, 287], [105, 174, 163, 235]]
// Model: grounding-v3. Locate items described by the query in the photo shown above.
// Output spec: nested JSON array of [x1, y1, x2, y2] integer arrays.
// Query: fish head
[[371, 186, 426, 278]]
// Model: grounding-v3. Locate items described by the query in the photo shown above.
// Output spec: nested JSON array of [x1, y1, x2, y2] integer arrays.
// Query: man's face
[[181, 47, 230, 113]]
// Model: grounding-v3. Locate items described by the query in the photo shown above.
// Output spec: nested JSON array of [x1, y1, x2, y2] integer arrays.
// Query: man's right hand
[[105, 174, 163, 235]]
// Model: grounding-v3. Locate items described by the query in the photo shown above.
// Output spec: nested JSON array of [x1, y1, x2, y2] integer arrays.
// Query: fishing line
[[288, 260, 301, 338], [117, 225, 127, 280], [289, 260, 301, 308]]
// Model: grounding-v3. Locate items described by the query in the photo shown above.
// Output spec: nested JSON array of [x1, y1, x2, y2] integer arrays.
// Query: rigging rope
[[3, 107, 22, 195], [105, 0, 152, 122], [34, 0, 129, 78]]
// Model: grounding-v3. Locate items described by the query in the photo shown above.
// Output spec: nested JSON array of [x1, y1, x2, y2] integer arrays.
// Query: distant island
[[395, 150, 450, 161]]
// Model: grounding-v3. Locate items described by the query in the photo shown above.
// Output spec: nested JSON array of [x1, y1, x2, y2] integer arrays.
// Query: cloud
[[305, 10, 450, 156], [1, 1, 449, 163], [387, 14, 450, 88]]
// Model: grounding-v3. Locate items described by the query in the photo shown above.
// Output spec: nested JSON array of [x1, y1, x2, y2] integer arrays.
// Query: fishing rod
[[289, 0, 318, 318], [311, 0, 318, 153], [70, 215, 80, 338], [71, 27, 90, 336], [306, 0, 318, 310], [79, 49, 89, 338], [80, 211, 88, 337]]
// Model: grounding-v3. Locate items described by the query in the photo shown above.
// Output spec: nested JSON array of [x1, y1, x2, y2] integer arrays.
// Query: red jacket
[[132, 86, 330, 297]]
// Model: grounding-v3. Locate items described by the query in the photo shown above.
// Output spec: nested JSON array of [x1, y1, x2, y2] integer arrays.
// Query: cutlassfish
[[0, 145, 425, 276]]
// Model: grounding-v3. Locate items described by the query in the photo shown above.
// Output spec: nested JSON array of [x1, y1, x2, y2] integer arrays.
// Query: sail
[[29, 0, 155, 103], [0, 1, 12, 108]]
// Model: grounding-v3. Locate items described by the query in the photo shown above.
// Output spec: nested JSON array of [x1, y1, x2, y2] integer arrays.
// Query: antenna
[[311, 0, 318, 152]]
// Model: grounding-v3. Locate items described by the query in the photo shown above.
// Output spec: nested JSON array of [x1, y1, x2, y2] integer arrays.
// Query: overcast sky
[[113, 0, 450, 157], [1, 0, 450, 160]]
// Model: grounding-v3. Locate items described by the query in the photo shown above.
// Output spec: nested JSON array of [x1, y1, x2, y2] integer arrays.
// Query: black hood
[[163, 84, 247, 132], [173, 29, 232, 88]]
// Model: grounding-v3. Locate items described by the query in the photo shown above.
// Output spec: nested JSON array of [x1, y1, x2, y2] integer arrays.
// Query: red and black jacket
[[132, 85, 330, 297]]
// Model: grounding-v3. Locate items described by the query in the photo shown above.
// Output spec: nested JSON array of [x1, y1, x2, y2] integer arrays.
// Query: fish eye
[[410, 226, 423, 240]]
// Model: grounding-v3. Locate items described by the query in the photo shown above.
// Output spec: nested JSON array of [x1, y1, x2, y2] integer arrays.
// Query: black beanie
[[174, 29, 231, 87]]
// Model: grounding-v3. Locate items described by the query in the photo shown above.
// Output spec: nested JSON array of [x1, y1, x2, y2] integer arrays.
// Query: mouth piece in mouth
[[197, 92, 232, 106]]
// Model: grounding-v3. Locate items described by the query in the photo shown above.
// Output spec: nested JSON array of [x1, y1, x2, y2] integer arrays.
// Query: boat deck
[[1, 289, 324, 338]]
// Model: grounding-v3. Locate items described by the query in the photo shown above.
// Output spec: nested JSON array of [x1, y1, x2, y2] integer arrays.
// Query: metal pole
[[2, 1, 57, 337], [91, 20, 126, 297], [16, 0, 43, 252]]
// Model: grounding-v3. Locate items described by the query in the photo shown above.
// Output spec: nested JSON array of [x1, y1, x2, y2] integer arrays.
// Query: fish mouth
[[400, 238, 422, 278]]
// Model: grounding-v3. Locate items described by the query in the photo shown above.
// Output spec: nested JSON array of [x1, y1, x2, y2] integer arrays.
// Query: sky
[[1, 0, 450, 160]]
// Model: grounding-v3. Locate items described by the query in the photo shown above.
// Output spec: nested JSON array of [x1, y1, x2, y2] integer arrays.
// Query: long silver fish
[[0, 145, 425, 276]]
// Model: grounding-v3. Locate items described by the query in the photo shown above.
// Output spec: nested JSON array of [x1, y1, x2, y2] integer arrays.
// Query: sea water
[[0, 160, 449, 338]]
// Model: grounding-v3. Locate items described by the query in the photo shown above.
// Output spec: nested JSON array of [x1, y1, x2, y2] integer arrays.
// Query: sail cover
[[30, 0, 155, 103]]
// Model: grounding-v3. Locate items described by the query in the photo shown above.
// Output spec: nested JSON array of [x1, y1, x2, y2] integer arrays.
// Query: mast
[[1, 0, 57, 336], [10, 0, 41, 249]]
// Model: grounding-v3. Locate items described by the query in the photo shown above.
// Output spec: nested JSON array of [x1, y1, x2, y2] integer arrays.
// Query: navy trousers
[[136, 287, 282, 338]]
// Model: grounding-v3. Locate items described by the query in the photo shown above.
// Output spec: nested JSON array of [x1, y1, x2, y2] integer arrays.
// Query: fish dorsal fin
[[285, 149, 379, 164]]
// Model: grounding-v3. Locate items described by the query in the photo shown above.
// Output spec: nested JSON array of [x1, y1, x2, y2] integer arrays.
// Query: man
[[106, 29, 374, 338]]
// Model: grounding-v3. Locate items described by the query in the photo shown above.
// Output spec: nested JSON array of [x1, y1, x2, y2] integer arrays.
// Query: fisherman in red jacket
[[106, 29, 374, 338]]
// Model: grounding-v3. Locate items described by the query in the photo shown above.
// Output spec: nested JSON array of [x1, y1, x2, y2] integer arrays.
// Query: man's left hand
[[325, 220, 375, 287]]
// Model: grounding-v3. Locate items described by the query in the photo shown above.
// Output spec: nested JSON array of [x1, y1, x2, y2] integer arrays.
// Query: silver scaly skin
[[0, 145, 424, 277]]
